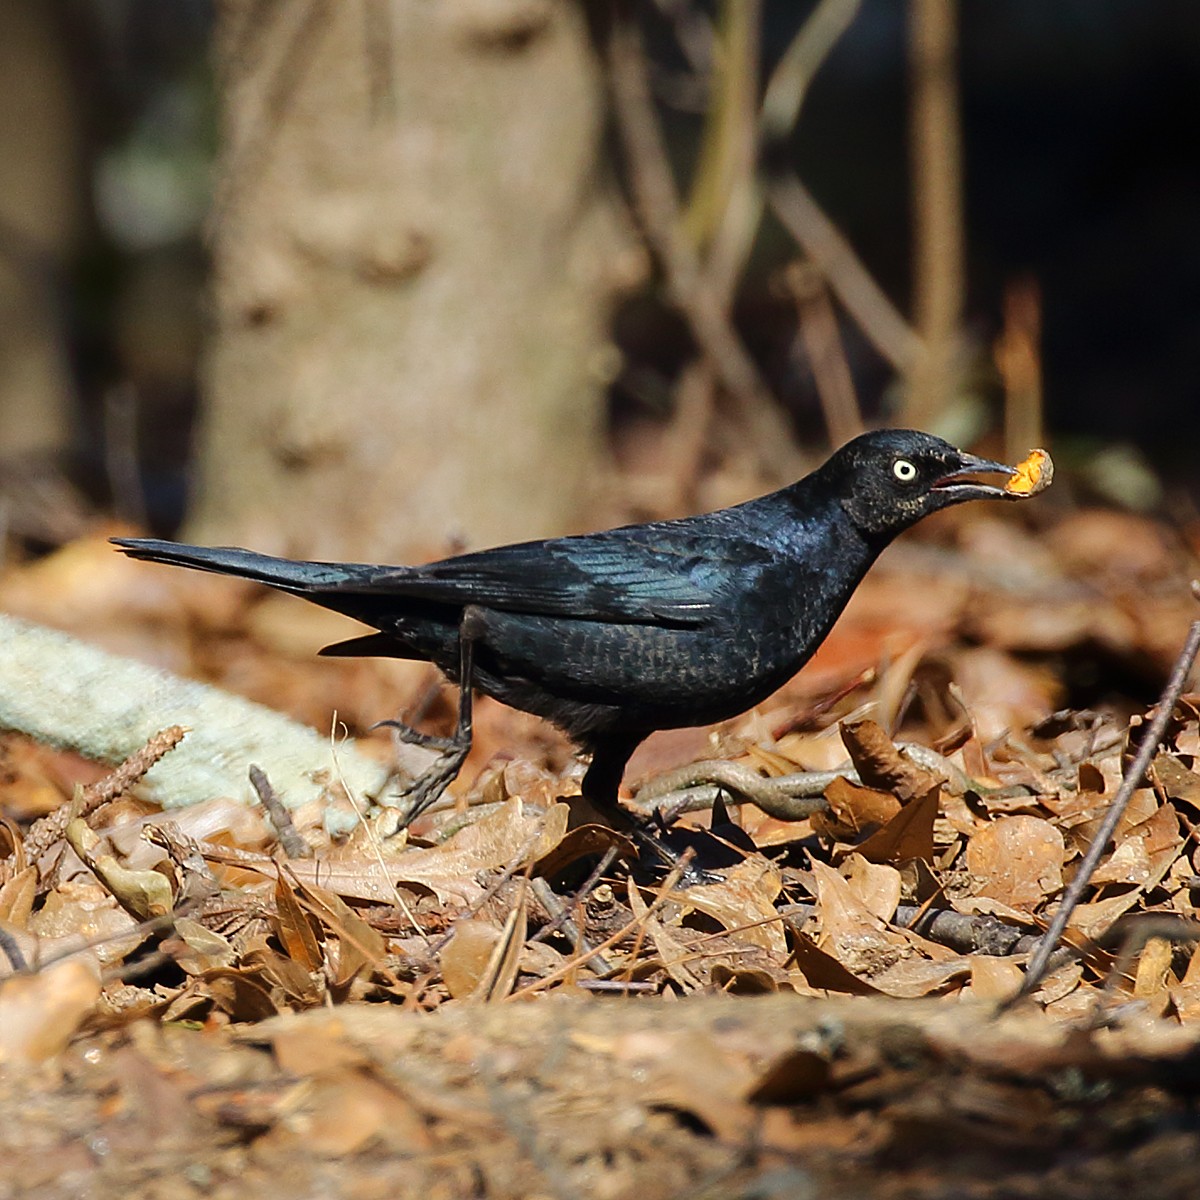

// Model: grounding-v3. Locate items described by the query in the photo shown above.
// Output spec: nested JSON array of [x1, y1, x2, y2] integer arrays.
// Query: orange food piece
[[1005, 448, 1054, 496]]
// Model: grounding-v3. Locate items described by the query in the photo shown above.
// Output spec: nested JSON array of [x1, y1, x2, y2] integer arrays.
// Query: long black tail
[[110, 537, 373, 593]]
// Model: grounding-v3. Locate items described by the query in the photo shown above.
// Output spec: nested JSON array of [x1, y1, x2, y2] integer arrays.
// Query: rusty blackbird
[[114, 429, 1023, 822]]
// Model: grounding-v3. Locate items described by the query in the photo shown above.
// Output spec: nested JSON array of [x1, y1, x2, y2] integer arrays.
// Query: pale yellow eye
[[893, 458, 917, 482]]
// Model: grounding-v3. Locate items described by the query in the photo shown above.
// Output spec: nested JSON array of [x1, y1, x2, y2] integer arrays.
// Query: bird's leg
[[581, 733, 644, 816], [583, 733, 719, 884], [379, 606, 484, 826]]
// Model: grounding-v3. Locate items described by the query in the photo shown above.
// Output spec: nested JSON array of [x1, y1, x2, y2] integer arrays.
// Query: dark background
[[15, 0, 1200, 526]]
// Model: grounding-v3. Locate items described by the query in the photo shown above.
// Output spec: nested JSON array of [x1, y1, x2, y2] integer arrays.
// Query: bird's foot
[[583, 798, 722, 886], [396, 742, 471, 827], [373, 718, 460, 755], [373, 718, 471, 827]]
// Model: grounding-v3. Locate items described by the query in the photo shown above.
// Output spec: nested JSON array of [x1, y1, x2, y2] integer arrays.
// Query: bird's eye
[[893, 458, 917, 482]]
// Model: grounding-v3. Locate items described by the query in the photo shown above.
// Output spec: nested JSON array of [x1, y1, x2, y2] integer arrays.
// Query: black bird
[[113, 430, 1022, 822]]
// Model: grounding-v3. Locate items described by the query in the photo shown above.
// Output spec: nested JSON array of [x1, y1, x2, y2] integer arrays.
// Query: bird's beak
[[930, 452, 1019, 501]]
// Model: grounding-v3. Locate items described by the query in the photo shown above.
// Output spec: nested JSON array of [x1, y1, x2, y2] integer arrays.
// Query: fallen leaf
[[965, 815, 1065, 912], [812, 776, 900, 842], [856, 785, 940, 864], [442, 918, 503, 1000], [841, 854, 902, 922], [65, 819, 175, 921], [840, 720, 941, 802], [968, 954, 1024, 1002], [0, 959, 101, 1063], [675, 858, 785, 956], [787, 932, 884, 996]]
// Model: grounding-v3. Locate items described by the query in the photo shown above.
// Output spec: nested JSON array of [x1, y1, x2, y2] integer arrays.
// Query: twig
[[649, 0, 715, 77], [606, 11, 799, 481], [767, 174, 923, 376], [24, 726, 187, 865], [904, 0, 965, 426], [530, 877, 611, 974], [632, 759, 831, 820], [777, 901, 1080, 981], [760, 0, 863, 143], [509, 849, 694, 997], [684, 0, 762, 306], [249, 764, 312, 859], [786, 264, 864, 446], [327, 719, 427, 942], [428, 828, 546, 956], [527, 846, 619, 950], [1012, 596, 1200, 1003]]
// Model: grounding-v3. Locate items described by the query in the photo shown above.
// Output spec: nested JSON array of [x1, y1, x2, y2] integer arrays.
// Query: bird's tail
[[110, 537, 369, 593]]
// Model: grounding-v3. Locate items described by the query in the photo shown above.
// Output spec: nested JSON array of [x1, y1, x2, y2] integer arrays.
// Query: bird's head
[[827, 429, 1019, 538]]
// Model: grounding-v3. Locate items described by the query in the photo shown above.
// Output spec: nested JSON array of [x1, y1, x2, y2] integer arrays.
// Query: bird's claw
[[373, 718, 460, 755], [395, 743, 471, 828]]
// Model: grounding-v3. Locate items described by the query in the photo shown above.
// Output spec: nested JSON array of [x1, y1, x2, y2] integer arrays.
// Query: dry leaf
[[840, 720, 941, 802], [675, 858, 785, 956], [0, 866, 37, 927], [65, 819, 175, 920], [0, 959, 101, 1064], [273, 875, 324, 972], [628, 877, 703, 992], [841, 855, 902, 922], [811, 860, 906, 981], [968, 954, 1024, 1002], [812, 776, 900, 842], [856, 785, 940, 864], [442, 919, 504, 1000], [965, 815, 1065, 912], [787, 932, 884, 996]]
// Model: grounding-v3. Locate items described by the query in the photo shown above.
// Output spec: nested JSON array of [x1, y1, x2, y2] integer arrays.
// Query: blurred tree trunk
[[191, 1, 633, 561], [0, 0, 79, 465]]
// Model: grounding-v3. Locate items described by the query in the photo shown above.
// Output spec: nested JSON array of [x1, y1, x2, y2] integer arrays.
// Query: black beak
[[930, 452, 1019, 501]]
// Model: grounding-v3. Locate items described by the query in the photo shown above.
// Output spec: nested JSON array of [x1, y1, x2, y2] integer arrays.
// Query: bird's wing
[[323, 530, 769, 628]]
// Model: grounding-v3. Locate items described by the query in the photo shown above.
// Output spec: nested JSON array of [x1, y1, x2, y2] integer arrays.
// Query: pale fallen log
[[0, 612, 392, 811]]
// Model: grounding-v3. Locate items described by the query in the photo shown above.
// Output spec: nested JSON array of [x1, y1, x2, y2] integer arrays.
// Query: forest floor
[[3, 500, 1200, 1198]]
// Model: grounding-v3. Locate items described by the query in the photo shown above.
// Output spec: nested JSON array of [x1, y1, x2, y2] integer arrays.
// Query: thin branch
[[606, 11, 800, 481], [686, 0, 762, 305], [24, 726, 187, 866], [768, 174, 923, 376], [761, 0, 863, 140], [786, 264, 864, 446], [530, 876, 612, 974], [633, 759, 831, 820], [508, 849, 694, 997], [1012, 592, 1200, 1003], [249, 764, 312, 859], [904, 0, 965, 426]]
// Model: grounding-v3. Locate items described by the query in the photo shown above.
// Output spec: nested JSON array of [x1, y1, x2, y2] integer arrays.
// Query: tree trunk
[[0, 0, 79, 464], [191, 0, 633, 561]]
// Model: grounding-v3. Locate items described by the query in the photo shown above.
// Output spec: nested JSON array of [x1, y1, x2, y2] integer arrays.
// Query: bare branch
[[1012, 594, 1200, 1003], [606, 11, 800, 480]]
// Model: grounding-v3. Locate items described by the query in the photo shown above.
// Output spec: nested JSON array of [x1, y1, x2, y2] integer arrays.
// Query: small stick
[[633, 759, 832, 818], [1011, 594, 1200, 1003], [530, 877, 611, 975], [248, 764, 311, 859], [528, 846, 619, 948], [509, 849, 694, 998], [24, 725, 187, 865]]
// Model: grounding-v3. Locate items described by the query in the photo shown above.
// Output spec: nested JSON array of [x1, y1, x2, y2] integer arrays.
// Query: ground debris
[[4, 509, 1200, 1193]]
